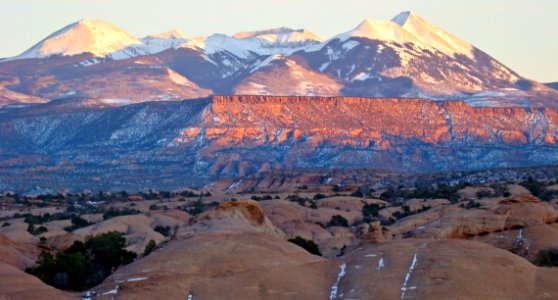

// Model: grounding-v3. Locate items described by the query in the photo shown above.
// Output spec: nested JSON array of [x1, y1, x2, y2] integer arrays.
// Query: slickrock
[[402, 195, 558, 239], [92, 200, 336, 300], [336, 238, 558, 300]]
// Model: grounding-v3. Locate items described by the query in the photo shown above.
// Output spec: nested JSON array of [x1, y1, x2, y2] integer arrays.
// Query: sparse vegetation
[[313, 193, 328, 200], [286, 194, 317, 208], [520, 177, 556, 201], [26, 232, 137, 290], [143, 240, 157, 256], [362, 203, 384, 223], [392, 205, 431, 219], [182, 199, 219, 216], [149, 203, 161, 210], [327, 215, 349, 227], [475, 183, 511, 199], [64, 215, 91, 232], [250, 195, 273, 201], [154, 225, 172, 237], [288, 236, 322, 256], [350, 190, 364, 198], [380, 184, 462, 203], [27, 223, 48, 235], [460, 200, 481, 209], [535, 248, 558, 267], [102, 207, 140, 220]]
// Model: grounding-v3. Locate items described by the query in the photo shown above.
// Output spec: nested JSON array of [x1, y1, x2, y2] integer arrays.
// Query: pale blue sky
[[1, 0, 557, 82]]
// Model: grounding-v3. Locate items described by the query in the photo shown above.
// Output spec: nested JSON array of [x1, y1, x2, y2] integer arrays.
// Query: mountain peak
[[233, 27, 322, 44], [335, 12, 474, 59], [148, 29, 188, 40], [390, 11, 474, 58], [15, 19, 140, 59], [339, 18, 418, 44], [391, 11, 418, 26]]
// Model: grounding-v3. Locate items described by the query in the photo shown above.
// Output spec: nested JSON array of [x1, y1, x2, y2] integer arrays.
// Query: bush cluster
[[288, 236, 322, 256], [27, 232, 136, 290]]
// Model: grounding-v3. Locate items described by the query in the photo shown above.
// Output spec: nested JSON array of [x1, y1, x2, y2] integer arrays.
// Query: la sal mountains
[[0, 11, 556, 107], [1, 12, 558, 193]]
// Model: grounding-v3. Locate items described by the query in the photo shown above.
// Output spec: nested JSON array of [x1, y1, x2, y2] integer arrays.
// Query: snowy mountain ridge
[[1, 11, 557, 107], [6, 12, 473, 61]]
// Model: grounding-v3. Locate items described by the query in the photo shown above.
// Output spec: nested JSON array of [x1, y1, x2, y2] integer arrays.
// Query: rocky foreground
[[2, 187, 558, 299], [2, 95, 558, 193]]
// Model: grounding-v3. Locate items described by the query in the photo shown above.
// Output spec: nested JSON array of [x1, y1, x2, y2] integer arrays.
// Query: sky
[[1, 0, 557, 82]]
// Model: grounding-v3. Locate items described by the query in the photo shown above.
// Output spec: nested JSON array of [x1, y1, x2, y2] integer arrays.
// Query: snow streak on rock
[[329, 262, 347, 300], [401, 253, 418, 299], [377, 257, 385, 270]]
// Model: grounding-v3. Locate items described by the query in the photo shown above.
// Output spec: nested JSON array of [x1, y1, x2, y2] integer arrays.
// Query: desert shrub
[[362, 203, 384, 223], [381, 218, 396, 226], [143, 240, 156, 256], [313, 193, 327, 200], [179, 190, 211, 198], [535, 248, 558, 267], [392, 205, 430, 219], [378, 184, 466, 203], [288, 236, 322, 256], [520, 177, 555, 201], [251, 195, 273, 201], [102, 207, 140, 220], [182, 199, 219, 216], [149, 203, 161, 210], [350, 190, 364, 198], [459, 200, 481, 209], [27, 224, 48, 235], [414, 184, 461, 203], [27, 232, 137, 290], [64, 215, 91, 232], [475, 190, 493, 199], [24, 213, 50, 225], [286, 194, 316, 208], [154, 225, 172, 237], [327, 215, 349, 227], [2, 222, 10, 227]]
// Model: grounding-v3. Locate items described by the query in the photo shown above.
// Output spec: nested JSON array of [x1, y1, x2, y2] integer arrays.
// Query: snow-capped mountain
[[181, 27, 322, 60], [110, 29, 189, 59], [1, 12, 557, 107], [14, 19, 141, 59], [391, 11, 474, 59]]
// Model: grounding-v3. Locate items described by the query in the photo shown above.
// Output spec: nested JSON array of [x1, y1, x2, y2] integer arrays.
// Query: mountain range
[[1, 11, 557, 108], [1, 12, 558, 193]]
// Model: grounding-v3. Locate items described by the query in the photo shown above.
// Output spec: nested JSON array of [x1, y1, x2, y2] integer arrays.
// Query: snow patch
[[102, 286, 119, 295], [400, 253, 418, 299], [352, 72, 370, 81], [127, 277, 148, 282], [329, 263, 347, 300], [377, 257, 385, 270]]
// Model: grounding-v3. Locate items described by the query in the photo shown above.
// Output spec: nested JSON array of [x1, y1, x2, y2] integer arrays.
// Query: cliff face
[[1, 96, 558, 192], [177, 96, 558, 148]]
